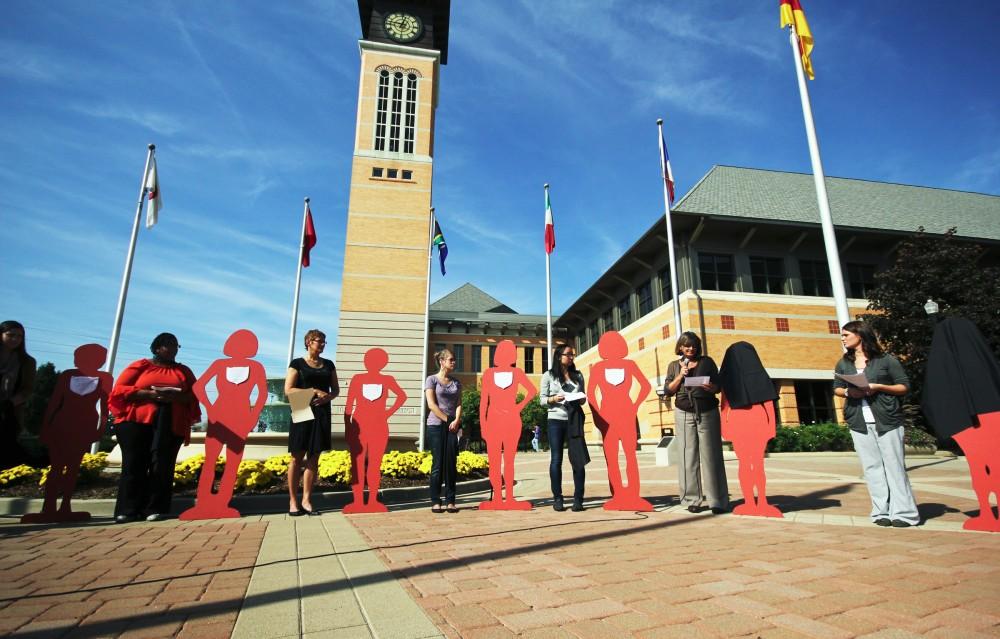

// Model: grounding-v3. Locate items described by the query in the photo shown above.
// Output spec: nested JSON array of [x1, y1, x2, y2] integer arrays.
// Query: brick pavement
[[1, 451, 998, 638], [0, 520, 264, 638]]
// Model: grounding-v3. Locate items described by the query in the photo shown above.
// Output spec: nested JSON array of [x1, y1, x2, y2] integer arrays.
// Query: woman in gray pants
[[663, 332, 729, 514]]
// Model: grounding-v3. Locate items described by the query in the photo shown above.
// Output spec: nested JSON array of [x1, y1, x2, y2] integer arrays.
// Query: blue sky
[[3, 1, 998, 378]]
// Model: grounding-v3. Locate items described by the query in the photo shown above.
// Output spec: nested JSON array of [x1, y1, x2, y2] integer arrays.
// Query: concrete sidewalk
[[2, 451, 999, 638]]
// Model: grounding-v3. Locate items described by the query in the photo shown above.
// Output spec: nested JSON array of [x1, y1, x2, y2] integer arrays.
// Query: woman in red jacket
[[109, 333, 201, 523]]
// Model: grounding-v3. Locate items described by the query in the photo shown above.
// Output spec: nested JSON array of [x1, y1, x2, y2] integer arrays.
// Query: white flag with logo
[[145, 155, 162, 229]]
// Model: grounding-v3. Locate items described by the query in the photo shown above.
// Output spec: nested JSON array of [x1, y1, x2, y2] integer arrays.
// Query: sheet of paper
[[150, 385, 182, 392], [561, 391, 587, 403], [835, 372, 870, 389], [684, 376, 710, 387], [287, 388, 315, 423]]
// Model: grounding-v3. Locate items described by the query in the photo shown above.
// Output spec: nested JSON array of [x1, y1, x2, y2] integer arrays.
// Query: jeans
[[427, 423, 457, 505], [547, 419, 584, 502]]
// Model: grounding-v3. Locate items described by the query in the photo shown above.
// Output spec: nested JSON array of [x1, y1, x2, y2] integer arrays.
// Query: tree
[[862, 228, 1000, 430], [23, 362, 58, 436]]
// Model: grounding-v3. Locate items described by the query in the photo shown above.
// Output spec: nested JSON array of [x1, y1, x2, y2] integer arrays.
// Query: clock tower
[[332, 0, 450, 444]]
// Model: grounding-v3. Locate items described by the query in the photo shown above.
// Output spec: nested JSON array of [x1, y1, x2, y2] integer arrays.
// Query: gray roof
[[430, 283, 517, 314], [675, 166, 1000, 241]]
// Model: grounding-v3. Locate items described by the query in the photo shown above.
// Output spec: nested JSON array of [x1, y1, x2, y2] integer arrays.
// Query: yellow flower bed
[[39, 452, 109, 486], [380, 450, 430, 478], [173, 454, 226, 487], [457, 451, 489, 475], [234, 460, 274, 490], [0, 464, 41, 486], [263, 453, 291, 476]]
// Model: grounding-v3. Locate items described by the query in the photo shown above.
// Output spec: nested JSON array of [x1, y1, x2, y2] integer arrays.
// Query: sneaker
[[891, 519, 914, 528], [145, 513, 166, 522], [875, 518, 892, 527]]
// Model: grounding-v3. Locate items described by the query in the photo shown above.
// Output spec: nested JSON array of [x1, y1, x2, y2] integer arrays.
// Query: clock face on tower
[[383, 12, 423, 44]]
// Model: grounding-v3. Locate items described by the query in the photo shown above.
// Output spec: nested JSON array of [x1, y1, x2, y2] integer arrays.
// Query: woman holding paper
[[834, 321, 918, 527], [663, 331, 728, 514], [424, 348, 462, 513], [540, 344, 588, 511], [109, 333, 201, 523], [285, 329, 339, 516]]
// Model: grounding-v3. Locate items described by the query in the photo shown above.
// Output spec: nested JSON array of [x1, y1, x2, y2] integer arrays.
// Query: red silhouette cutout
[[587, 331, 653, 511], [342, 348, 407, 514], [22, 344, 113, 523], [721, 397, 782, 518], [952, 411, 1000, 532], [479, 340, 537, 510], [180, 330, 267, 520]]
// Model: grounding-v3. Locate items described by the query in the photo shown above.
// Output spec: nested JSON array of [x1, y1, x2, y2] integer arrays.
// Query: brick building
[[555, 165, 1000, 442]]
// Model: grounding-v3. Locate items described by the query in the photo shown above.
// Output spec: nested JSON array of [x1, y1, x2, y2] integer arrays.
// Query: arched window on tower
[[374, 69, 418, 154]]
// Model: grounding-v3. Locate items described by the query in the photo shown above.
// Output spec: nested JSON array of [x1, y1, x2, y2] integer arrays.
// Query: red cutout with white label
[[479, 340, 537, 510], [343, 348, 407, 514], [721, 396, 782, 518], [587, 331, 653, 511], [180, 330, 267, 520], [21, 344, 113, 523], [952, 411, 1000, 532]]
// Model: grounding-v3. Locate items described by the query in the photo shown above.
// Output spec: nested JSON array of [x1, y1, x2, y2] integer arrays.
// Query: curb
[[0, 477, 492, 518]]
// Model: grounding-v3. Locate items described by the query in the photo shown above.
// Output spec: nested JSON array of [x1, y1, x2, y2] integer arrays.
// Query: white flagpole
[[286, 197, 310, 368], [544, 184, 553, 363], [418, 207, 435, 452], [787, 26, 851, 331], [98, 143, 154, 454], [657, 119, 683, 339]]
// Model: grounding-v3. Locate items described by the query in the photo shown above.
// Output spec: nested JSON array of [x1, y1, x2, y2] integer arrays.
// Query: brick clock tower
[[332, 0, 450, 444]]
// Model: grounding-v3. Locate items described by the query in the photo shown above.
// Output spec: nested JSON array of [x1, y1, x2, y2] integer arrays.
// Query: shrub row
[[765, 423, 937, 453]]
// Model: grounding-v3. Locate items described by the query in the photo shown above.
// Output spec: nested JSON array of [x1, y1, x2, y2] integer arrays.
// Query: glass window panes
[[698, 253, 735, 291], [453, 344, 464, 372], [749, 257, 786, 294], [542, 348, 549, 372], [524, 346, 534, 374], [488, 345, 497, 368], [799, 259, 832, 296], [617, 296, 632, 328], [847, 263, 876, 298], [794, 381, 835, 424], [637, 281, 653, 317], [659, 267, 673, 305], [601, 309, 615, 332], [588, 321, 599, 351]]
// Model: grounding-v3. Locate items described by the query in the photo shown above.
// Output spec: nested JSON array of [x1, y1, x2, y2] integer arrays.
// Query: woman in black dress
[[284, 329, 338, 516]]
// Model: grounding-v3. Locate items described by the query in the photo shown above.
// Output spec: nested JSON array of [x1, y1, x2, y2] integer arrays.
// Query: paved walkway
[[2, 451, 999, 638]]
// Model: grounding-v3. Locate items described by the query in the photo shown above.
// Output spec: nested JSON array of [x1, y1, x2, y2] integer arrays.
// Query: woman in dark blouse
[[284, 329, 339, 516]]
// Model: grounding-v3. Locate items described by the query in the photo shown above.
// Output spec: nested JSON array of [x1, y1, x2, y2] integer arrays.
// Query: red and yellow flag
[[780, 0, 814, 80]]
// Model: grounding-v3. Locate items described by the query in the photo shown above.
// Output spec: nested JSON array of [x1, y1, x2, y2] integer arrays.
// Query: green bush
[[767, 423, 854, 453]]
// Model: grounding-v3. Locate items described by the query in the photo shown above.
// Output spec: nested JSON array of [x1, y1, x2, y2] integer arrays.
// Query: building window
[[374, 70, 418, 154], [794, 381, 835, 424], [542, 348, 549, 372], [698, 253, 735, 291], [617, 296, 632, 328], [524, 346, 535, 374], [588, 321, 599, 351], [488, 345, 497, 368], [401, 169, 413, 180], [721, 315, 736, 330], [371, 167, 384, 178], [775, 317, 790, 332], [799, 259, 832, 297], [828, 320, 840, 334], [661, 325, 670, 339], [659, 267, 674, 305], [471, 346, 482, 372], [750, 257, 786, 294], [601, 309, 615, 333], [387, 168, 398, 179], [847, 263, 876, 298], [637, 281, 654, 317], [453, 344, 464, 372], [638, 337, 645, 350]]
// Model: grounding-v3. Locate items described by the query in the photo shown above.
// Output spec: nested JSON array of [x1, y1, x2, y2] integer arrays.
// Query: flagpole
[[657, 120, 683, 338], [97, 143, 154, 454], [544, 184, 554, 362], [418, 207, 435, 452], [787, 25, 851, 331], [286, 197, 310, 368]]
